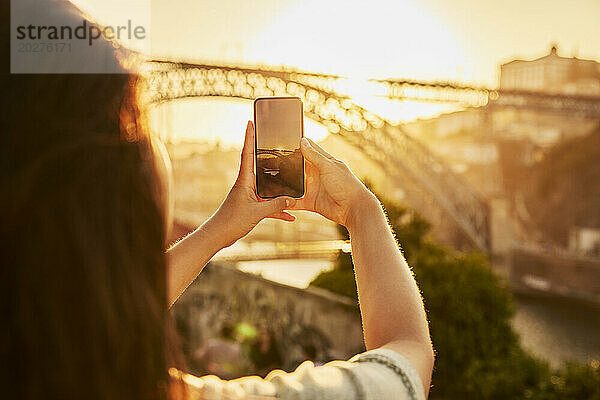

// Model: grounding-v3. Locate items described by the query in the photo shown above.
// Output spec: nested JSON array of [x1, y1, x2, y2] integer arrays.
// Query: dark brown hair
[[0, 2, 184, 399]]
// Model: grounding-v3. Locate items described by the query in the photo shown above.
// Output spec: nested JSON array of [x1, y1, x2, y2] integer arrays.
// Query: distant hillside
[[523, 126, 600, 245]]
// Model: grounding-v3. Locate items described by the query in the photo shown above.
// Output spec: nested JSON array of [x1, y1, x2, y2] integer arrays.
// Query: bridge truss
[[138, 61, 495, 249], [375, 78, 600, 118], [139, 61, 599, 250]]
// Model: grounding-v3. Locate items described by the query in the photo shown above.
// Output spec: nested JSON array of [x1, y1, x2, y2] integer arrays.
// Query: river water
[[513, 293, 600, 367]]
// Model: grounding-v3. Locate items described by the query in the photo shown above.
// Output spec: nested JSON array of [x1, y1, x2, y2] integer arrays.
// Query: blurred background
[[75, 0, 599, 397]]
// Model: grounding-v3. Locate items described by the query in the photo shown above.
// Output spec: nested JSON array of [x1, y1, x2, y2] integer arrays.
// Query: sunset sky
[[72, 0, 600, 143]]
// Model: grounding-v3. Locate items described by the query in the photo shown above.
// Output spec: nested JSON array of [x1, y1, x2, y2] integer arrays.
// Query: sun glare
[[72, 0, 599, 143], [249, 0, 467, 81], [247, 0, 467, 123]]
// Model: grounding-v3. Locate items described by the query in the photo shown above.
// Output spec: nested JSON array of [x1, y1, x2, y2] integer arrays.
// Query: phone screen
[[254, 97, 305, 199]]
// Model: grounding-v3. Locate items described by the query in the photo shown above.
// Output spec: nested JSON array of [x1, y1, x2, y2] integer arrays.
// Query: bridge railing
[[212, 240, 351, 262], [374, 77, 600, 118]]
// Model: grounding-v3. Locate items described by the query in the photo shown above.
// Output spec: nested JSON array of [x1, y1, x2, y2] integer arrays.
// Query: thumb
[[300, 138, 330, 170], [256, 197, 296, 219]]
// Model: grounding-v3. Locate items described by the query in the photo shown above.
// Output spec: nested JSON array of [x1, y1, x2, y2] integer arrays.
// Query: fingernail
[[286, 198, 294, 207]]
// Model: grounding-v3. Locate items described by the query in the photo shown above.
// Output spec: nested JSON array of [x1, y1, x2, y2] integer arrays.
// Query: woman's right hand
[[291, 138, 379, 228]]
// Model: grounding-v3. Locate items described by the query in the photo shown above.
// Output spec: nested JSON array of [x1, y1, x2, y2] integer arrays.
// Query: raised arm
[[291, 138, 434, 395], [166, 122, 295, 306], [347, 196, 434, 395]]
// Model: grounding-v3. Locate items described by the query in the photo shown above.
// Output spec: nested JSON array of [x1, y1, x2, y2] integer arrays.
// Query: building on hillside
[[402, 46, 600, 197], [494, 45, 599, 146], [500, 45, 600, 96]]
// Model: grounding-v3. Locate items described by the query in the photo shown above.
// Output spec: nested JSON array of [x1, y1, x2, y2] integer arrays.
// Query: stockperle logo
[[11, 0, 151, 74]]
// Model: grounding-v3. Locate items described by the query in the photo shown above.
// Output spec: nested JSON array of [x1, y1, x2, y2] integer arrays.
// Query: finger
[[255, 196, 296, 219], [237, 121, 255, 183], [289, 164, 317, 211], [300, 138, 332, 170], [288, 201, 309, 211], [305, 161, 319, 184], [266, 211, 296, 222], [287, 196, 311, 211]]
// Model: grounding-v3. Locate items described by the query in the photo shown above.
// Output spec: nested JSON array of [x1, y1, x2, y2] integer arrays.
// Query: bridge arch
[[139, 61, 490, 249]]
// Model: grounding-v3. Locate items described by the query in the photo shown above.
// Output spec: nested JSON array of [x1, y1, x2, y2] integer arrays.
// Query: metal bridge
[[374, 78, 600, 118], [139, 61, 600, 251]]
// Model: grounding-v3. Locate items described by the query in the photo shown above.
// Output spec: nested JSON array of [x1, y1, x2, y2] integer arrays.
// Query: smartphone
[[253, 96, 305, 199]]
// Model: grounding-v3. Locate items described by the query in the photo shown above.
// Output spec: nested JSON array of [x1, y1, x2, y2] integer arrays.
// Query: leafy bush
[[528, 361, 600, 400], [310, 252, 357, 300]]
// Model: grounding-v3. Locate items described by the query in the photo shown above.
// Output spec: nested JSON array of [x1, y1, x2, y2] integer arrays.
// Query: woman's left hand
[[206, 121, 297, 248]]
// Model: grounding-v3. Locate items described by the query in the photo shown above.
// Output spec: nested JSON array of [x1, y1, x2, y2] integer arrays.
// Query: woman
[[1, 1, 434, 398]]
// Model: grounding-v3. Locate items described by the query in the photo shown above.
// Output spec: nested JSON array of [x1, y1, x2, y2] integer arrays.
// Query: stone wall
[[171, 262, 365, 372]]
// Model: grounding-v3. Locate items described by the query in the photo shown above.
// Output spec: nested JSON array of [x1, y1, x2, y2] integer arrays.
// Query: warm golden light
[[73, 0, 600, 143]]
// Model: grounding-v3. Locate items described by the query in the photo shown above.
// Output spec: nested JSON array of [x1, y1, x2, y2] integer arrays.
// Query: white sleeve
[[346, 348, 426, 400], [183, 348, 425, 400]]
